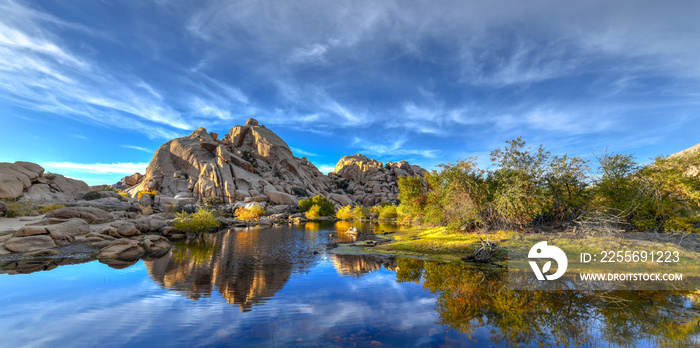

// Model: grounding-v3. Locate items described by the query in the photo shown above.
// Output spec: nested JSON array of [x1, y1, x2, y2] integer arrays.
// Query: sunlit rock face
[[331, 254, 398, 277], [126, 118, 329, 205], [329, 154, 427, 206], [145, 227, 323, 311]]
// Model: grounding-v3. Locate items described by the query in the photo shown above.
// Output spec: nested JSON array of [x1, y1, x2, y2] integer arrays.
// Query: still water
[[1, 222, 699, 347]]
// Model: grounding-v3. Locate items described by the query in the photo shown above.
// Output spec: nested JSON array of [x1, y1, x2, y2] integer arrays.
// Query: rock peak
[[245, 118, 259, 126]]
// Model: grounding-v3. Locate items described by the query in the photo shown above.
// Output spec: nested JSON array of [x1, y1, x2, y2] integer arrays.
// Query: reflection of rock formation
[[331, 254, 397, 277], [0, 257, 93, 275], [146, 226, 324, 311]]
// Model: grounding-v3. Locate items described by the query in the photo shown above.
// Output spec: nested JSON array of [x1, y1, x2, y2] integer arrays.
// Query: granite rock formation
[[328, 154, 428, 206], [126, 118, 330, 206]]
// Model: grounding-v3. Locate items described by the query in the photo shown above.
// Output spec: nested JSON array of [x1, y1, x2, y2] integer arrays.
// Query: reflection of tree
[[146, 226, 320, 311], [396, 260, 700, 347]]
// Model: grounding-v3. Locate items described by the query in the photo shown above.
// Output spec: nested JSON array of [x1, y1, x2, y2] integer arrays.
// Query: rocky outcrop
[[0, 162, 89, 201], [329, 154, 427, 206], [126, 118, 330, 205]]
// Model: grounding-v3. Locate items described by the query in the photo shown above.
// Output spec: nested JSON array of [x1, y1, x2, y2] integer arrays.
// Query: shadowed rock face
[[126, 118, 329, 205]]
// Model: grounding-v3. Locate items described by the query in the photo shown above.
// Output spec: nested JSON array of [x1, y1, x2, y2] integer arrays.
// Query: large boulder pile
[[328, 154, 427, 206], [125, 118, 330, 205], [0, 162, 89, 202]]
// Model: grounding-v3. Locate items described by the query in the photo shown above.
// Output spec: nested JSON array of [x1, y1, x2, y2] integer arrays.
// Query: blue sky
[[1, 0, 699, 185]]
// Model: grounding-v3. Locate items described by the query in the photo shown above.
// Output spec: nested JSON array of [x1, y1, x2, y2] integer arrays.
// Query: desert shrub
[[3, 199, 40, 217], [82, 191, 102, 201], [305, 205, 321, 220], [353, 206, 367, 221], [488, 138, 552, 228], [336, 205, 354, 220], [100, 187, 130, 198], [397, 176, 427, 223], [235, 205, 266, 222], [378, 205, 398, 220], [137, 190, 159, 201], [43, 172, 56, 180], [369, 205, 382, 217], [174, 208, 221, 235], [40, 203, 66, 214], [298, 195, 335, 216]]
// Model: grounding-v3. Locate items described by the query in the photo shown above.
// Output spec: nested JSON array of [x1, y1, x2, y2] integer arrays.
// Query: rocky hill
[[124, 118, 426, 207], [0, 162, 89, 201]]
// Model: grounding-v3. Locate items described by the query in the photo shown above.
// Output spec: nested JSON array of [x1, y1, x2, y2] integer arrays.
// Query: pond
[[1, 222, 698, 347]]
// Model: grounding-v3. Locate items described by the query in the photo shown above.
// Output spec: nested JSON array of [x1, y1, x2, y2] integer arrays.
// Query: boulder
[[4, 235, 56, 253], [139, 193, 152, 206], [49, 174, 90, 200], [141, 235, 172, 255], [15, 226, 49, 237], [0, 173, 24, 199], [14, 161, 44, 177], [346, 227, 360, 234], [263, 186, 298, 205], [154, 195, 178, 211], [20, 184, 73, 202], [46, 219, 90, 236], [112, 222, 140, 237], [0, 162, 35, 187], [0, 200, 5, 216], [330, 193, 353, 207], [46, 207, 113, 224], [76, 197, 132, 211], [97, 239, 145, 261]]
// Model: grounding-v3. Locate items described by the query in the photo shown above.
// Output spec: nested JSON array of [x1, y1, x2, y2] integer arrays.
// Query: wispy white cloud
[[289, 147, 318, 157], [351, 137, 439, 159], [122, 145, 152, 153]]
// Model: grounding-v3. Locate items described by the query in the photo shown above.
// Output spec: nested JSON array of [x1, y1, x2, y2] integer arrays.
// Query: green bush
[[378, 205, 398, 220], [299, 195, 335, 216], [173, 208, 221, 235], [82, 191, 102, 201]]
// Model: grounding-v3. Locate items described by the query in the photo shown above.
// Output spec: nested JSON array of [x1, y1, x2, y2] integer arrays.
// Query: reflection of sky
[[0, 258, 478, 347]]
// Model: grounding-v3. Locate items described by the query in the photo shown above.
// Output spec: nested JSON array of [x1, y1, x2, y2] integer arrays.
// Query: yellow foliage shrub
[[305, 205, 321, 220], [235, 205, 266, 222], [336, 205, 354, 220]]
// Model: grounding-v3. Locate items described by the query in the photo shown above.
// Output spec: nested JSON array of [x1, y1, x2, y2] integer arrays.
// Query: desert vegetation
[[397, 137, 700, 233], [173, 208, 221, 236], [234, 205, 266, 222]]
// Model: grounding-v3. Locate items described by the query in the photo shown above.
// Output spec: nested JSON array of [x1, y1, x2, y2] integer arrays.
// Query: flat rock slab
[[46, 207, 113, 224], [4, 235, 56, 253]]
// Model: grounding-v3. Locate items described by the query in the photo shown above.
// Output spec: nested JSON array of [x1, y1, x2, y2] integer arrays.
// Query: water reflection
[[146, 225, 330, 311], [2, 221, 699, 347], [331, 254, 397, 277]]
